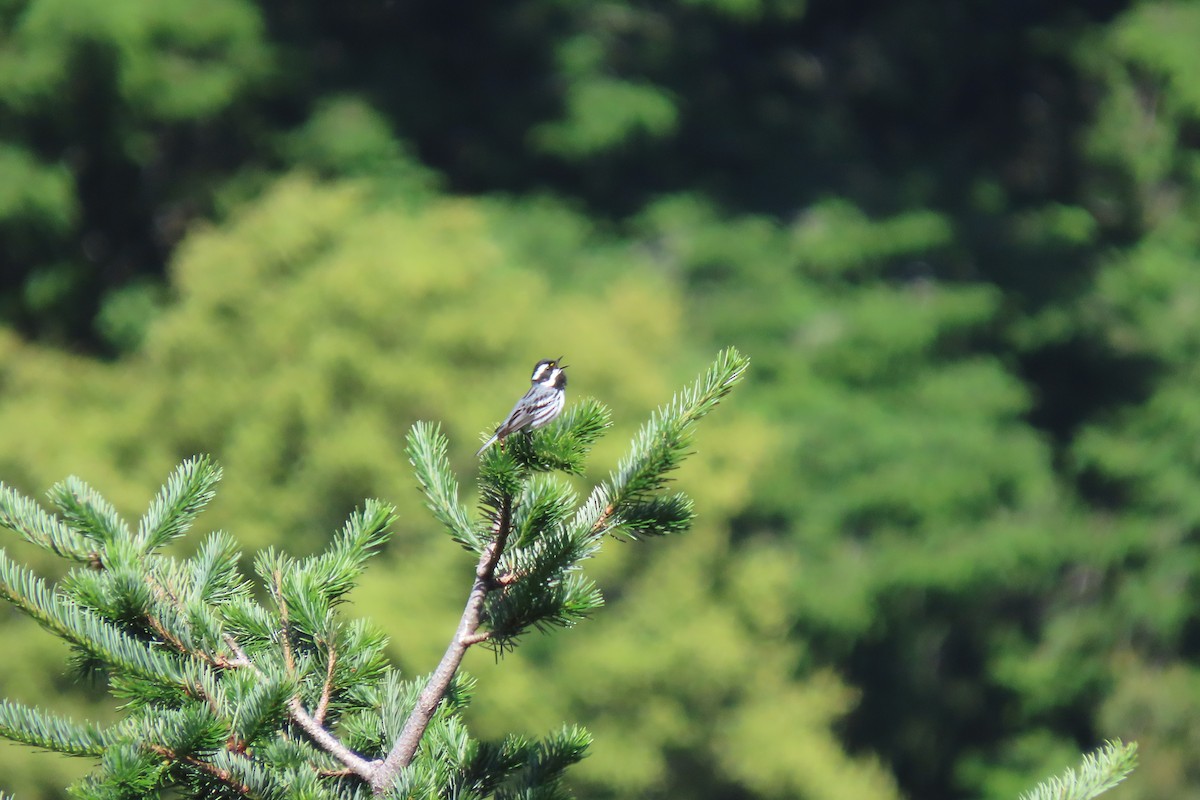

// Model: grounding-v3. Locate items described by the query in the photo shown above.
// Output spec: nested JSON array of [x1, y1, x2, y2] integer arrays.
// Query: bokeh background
[[1, 0, 1199, 798]]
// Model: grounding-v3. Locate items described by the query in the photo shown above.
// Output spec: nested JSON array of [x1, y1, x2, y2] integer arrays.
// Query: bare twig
[[460, 631, 492, 646], [221, 633, 252, 668], [288, 697, 378, 782], [370, 496, 513, 796]]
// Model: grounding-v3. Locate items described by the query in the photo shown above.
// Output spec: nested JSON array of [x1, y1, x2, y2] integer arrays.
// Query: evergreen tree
[[0, 349, 747, 798]]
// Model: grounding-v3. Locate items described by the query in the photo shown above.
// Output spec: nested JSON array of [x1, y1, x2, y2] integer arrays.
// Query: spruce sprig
[[408, 421, 482, 551], [573, 346, 749, 540], [137, 456, 223, 553], [47, 476, 131, 546], [0, 484, 94, 561], [0, 549, 195, 689], [1019, 741, 1138, 800], [0, 700, 111, 757]]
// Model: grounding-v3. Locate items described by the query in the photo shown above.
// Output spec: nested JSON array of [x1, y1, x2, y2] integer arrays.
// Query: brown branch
[[590, 502, 616, 536], [460, 631, 492, 646], [370, 496, 513, 796], [288, 696, 378, 782], [146, 612, 191, 655], [274, 570, 296, 675], [222, 633, 252, 668], [147, 743, 251, 795], [315, 643, 337, 725], [266, 571, 375, 774]]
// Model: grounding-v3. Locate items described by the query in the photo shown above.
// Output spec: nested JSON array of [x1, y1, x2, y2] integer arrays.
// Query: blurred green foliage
[[1, 0, 1200, 798]]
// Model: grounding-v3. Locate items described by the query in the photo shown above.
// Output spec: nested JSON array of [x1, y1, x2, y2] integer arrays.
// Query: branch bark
[[221, 634, 378, 782], [370, 496, 512, 796], [289, 697, 379, 782], [315, 643, 337, 725]]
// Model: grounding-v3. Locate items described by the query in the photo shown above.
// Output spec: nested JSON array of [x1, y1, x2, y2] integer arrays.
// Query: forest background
[[1, 0, 1198, 798]]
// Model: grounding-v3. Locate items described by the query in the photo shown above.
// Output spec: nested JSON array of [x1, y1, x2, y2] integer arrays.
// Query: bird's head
[[531, 357, 567, 388]]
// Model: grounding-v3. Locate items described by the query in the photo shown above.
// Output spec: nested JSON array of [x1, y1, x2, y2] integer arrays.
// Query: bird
[[476, 358, 568, 456]]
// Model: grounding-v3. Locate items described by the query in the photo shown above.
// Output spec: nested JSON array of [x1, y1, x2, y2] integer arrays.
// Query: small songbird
[[476, 358, 568, 456]]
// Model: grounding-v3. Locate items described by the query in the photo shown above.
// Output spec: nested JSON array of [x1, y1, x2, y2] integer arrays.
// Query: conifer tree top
[[0, 348, 749, 799]]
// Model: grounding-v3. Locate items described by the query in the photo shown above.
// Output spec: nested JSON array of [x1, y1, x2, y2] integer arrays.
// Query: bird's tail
[[476, 433, 500, 457]]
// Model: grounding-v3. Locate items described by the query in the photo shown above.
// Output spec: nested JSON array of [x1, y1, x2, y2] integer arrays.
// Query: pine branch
[[1019, 741, 1138, 800], [137, 456, 222, 553], [408, 421, 482, 551], [0, 484, 94, 561], [503, 398, 612, 475], [370, 349, 747, 791], [485, 526, 603, 643], [612, 492, 695, 540], [275, 569, 298, 675], [206, 749, 287, 797], [0, 700, 111, 756], [573, 346, 749, 538], [146, 743, 252, 795], [81, 741, 168, 797], [47, 476, 130, 545], [495, 724, 591, 799], [139, 565, 231, 667], [509, 478, 577, 550], [228, 672, 291, 744], [131, 703, 226, 759], [187, 531, 246, 606], [224, 569, 377, 781], [0, 549, 197, 690], [301, 500, 395, 606], [287, 697, 379, 782]]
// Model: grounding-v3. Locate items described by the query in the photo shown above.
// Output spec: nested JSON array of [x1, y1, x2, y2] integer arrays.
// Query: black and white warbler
[[476, 357, 568, 456]]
